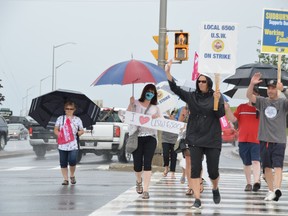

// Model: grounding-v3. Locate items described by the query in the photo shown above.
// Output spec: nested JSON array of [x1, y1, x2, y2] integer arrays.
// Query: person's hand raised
[[251, 72, 263, 85]]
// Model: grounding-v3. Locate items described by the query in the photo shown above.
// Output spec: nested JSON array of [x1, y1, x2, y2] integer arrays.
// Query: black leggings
[[132, 136, 157, 172], [162, 142, 177, 172], [189, 146, 221, 180]]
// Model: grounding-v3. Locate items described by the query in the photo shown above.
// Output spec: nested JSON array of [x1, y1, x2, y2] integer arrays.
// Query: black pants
[[132, 136, 157, 172], [189, 146, 221, 180], [162, 142, 177, 172]]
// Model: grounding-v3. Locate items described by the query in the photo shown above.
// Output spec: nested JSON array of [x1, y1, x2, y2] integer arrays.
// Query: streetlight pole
[[40, 75, 51, 95], [52, 42, 76, 91], [26, 86, 34, 116], [55, 60, 71, 89]]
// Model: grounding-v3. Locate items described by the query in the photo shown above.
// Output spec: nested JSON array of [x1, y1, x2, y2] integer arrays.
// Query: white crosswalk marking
[[91, 172, 288, 216], [5, 166, 36, 171]]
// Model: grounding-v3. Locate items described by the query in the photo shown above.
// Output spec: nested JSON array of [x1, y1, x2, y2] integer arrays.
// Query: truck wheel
[[103, 153, 113, 161], [34, 145, 46, 158], [0, 135, 6, 150], [118, 134, 131, 163], [77, 150, 82, 164]]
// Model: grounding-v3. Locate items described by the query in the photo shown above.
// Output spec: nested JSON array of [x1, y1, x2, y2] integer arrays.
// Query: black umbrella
[[223, 63, 288, 87], [28, 89, 100, 128], [223, 86, 268, 98]]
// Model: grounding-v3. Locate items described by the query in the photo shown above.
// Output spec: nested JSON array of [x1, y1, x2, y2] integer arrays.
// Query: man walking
[[247, 72, 288, 201]]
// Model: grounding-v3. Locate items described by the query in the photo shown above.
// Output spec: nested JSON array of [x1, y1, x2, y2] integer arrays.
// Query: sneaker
[[191, 199, 202, 209], [244, 184, 252, 191], [142, 191, 150, 199], [264, 191, 276, 201], [273, 189, 282, 201], [212, 188, 221, 204], [252, 182, 261, 192]]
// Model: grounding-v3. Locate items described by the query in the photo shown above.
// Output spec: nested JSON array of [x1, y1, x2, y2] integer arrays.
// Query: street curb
[[0, 150, 34, 159]]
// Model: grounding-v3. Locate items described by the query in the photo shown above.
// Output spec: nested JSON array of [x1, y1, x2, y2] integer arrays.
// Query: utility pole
[[158, 0, 167, 70], [153, 0, 167, 167]]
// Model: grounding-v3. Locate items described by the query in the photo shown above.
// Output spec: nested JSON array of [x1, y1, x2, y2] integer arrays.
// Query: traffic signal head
[[174, 32, 189, 61]]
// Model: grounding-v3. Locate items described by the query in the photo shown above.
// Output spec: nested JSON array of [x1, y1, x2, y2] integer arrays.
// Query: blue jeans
[[59, 149, 78, 168]]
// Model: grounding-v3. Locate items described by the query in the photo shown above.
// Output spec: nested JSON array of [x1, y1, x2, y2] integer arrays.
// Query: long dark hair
[[139, 84, 158, 105]]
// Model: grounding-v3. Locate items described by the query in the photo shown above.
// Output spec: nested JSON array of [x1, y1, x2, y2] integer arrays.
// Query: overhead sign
[[124, 111, 186, 134], [261, 8, 288, 54], [198, 22, 238, 75]]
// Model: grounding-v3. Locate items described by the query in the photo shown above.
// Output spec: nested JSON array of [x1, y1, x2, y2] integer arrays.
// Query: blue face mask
[[145, 92, 155, 101]]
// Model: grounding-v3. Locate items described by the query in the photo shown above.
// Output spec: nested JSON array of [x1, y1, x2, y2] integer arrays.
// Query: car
[[8, 123, 29, 140], [221, 121, 238, 146], [0, 116, 8, 150]]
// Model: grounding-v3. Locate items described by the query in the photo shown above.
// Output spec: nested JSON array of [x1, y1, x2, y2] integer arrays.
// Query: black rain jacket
[[168, 78, 225, 149]]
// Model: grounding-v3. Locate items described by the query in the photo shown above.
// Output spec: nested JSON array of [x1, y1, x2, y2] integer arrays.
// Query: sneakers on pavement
[[273, 189, 282, 201], [244, 184, 252, 191], [264, 191, 276, 201], [191, 199, 202, 209], [212, 188, 221, 204], [252, 182, 261, 192]]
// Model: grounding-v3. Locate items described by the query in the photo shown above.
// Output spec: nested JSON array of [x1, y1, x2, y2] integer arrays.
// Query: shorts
[[238, 142, 260, 166], [260, 141, 286, 168]]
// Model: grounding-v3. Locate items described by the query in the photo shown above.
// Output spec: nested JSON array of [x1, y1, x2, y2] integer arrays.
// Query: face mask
[[145, 92, 154, 101]]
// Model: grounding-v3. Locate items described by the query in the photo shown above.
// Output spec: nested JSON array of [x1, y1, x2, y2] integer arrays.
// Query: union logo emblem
[[212, 39, 224, 52]]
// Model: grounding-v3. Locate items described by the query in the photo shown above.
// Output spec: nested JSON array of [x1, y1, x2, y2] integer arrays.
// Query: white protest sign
[[157, 88, 177, 113], [124, 111, 186, 134], [198, 22, 238, 75]]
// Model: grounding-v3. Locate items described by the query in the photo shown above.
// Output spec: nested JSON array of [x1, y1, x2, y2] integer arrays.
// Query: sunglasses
[[65, 108, 75, 111], [197, 80, 207, 84]]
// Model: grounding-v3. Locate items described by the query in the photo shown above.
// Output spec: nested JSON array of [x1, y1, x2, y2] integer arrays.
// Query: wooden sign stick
[[214, 73, 220, 111]]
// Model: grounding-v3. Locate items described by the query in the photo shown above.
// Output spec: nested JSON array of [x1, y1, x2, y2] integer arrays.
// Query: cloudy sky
[[0, 0, 287, 115]]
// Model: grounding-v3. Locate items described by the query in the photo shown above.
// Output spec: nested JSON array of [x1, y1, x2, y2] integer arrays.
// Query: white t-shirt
[[55, 115, 84, 151]]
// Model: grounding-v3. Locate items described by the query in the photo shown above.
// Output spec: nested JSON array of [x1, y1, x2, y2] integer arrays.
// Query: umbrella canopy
[[223, 87, 268, 99], [28, 89, 100, 128], [223, 63, 288, 87], [91, 59, 167, 95]]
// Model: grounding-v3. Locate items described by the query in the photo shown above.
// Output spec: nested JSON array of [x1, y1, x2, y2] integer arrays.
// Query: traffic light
[[174, 32, 189, 61], [151, 35, 169, 61]]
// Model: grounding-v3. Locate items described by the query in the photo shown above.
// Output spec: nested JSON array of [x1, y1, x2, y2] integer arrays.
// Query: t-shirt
[[55, 115, 84, 151], [255, 96, 288, 144], [128, 100, 160, 138], [233, 103, 259, 143]]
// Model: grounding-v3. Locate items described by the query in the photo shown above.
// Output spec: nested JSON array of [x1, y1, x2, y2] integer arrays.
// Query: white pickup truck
[[78, 107, 130, 163]]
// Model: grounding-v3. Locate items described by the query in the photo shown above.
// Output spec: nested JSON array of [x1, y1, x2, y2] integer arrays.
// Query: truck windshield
[[98, 111, 122, 122]]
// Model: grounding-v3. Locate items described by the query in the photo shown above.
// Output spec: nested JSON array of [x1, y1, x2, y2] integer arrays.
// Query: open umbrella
[[91, 59, 167, 95], [223, 63, 288, 87], [28, 89, 100, 128], [223, 86, 268, 99]]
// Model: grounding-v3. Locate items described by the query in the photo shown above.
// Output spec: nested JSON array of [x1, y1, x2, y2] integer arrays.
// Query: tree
[[257, 40, 288, 71], [0, 79, 5, 105]]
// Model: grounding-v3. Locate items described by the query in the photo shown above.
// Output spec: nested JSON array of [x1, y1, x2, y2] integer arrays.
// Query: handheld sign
[[198, 22, 238, 110], [261, 8, 288, 93], [124, 111, 186, 134]]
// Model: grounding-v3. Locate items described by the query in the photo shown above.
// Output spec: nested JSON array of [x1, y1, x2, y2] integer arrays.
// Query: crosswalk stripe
[[91, 172, 288, 216], [5, 166, 36, 171]]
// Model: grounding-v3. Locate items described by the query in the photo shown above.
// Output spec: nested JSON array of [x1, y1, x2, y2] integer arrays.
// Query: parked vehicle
[[0, 116, 8, 150], [7, 123, 28, 140], [79, 107, 130, 163], [28, 122, 57, 158], [221, 121, 238, 146]]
